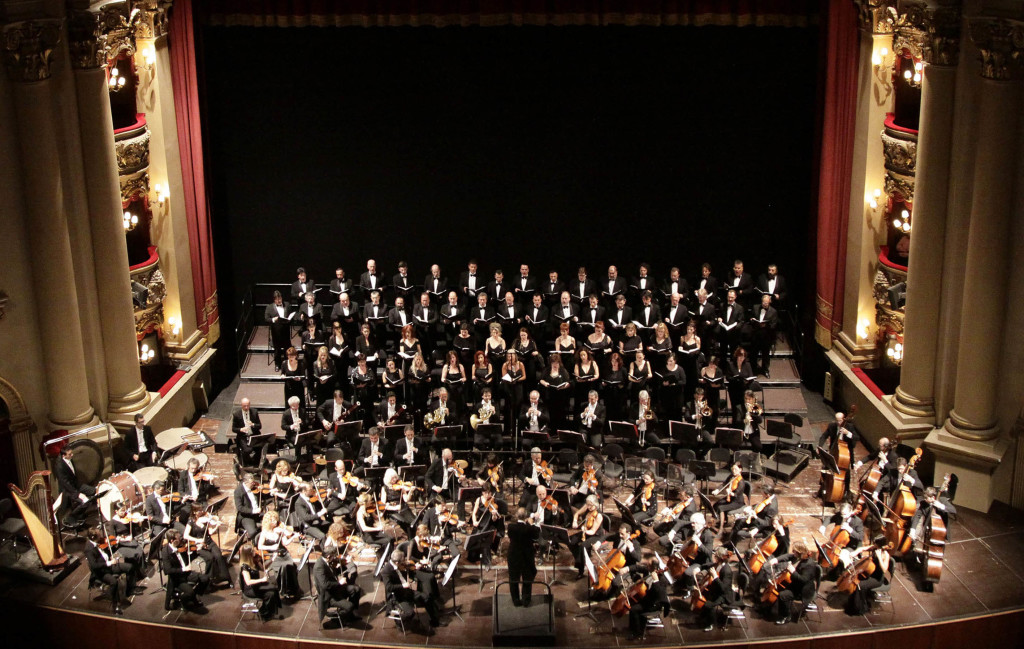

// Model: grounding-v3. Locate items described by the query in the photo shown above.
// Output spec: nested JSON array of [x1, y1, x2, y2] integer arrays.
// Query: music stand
[[147, 527, 168, 593], [540, 525, 572, 585], [335, 420, 363, 449], [813, 537, 834, 570], [475, 423, 504, 450], [766, 419, 796, 487], [464, 529, 496, 592], [612, 497, 640, 531], [293, 429, 319, 459], [714, 427, 744, 452], [363, 466, 390, 490], [671, 421, 700, 448], [690, 460, 717, 493], [556, 429, 586, 450], [399, 464, 427, 486], [433, 424, 463, 450], [382, 424, 407, 444], [573, 548, 601, 624], [458, 486, 482, 508], [551, 488, 572, 513], [522, 430, 551, 449], [442, 553, 464, 623], [859, 494, 882, 523], [296, 542, 317, 601], [374, 540, 393, 577], [609, 421, 638, 444], [697, 490, 716, 515]]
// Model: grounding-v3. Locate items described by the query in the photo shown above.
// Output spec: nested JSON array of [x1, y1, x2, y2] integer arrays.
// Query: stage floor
[[2, 421, 1024, 647]]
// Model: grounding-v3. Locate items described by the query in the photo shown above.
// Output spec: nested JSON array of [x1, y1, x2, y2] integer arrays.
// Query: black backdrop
[[201, 24, 821, 379]]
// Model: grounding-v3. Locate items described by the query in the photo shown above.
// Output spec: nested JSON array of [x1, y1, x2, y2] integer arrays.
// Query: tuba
[[470, 402, 495, 430]]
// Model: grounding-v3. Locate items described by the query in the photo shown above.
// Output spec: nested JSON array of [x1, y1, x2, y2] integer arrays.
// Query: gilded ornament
[[968, 17, 1024, 81], [1, 20, 62, 82]]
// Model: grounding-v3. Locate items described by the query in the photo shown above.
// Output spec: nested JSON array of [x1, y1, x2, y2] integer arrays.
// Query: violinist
[[355, 428, 388, 477], [571, 495, 604, 579], [162, 529, 210, 612], [355, 493, 390, 549], [293, 483, 329, 541], [256, 511, 300, 598], [737, 389, 764, 453], [425, 448, 461, 502], [380, 548, 444, 628], [406, 523, 449, 573], [239, 543, 282, 620], [326, 459, 360, 518], [507, 508, 541, 607], [712, 463, 749, 535], [323, 521, 356, 554], [85, 527, 141, 614], [179, 457, 214, 504], [382, 468, 417, 536], [519, 447, 552, 507], [183, 504, 232, 587], [394, 425, 426, 467], [423, 496, 465, 555], [314, 545, 364, 626], [627, 470, 658, 524], [624, 554, 671, 641], [145, 480, 180, 539], [109, 502, 147, 550], [568, 454, 603, 506], [763, 540, 820, 625], [729, 485, 777, 545], [697, 546, 737, 632], [655, 485, 699, 547], [269, 459, 300, 502], [525, 485, 565, 528], [470, 483, 504, 569], [476, 452, 505, 496], [232, 473, 262, 539], [843, 535, 892, 615]]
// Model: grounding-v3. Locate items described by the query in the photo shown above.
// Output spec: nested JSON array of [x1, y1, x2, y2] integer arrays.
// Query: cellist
[[696, 546, 737, 632], [843, 535, 892, 615], [624, 554, 671, 641], [676, 512, 715, 598], [761, 540, 820, 625], [859, 436, 899, 501], [819, 502, 864, 577]]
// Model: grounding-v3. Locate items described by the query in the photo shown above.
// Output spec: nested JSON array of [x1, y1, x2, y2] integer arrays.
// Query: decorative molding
[[68, 9, 107, 70], [134, 0, 173, 41], [968, 16, 1024, 80], [1, 19, 62, 82], [120, 170, 150, 204], [100, 2, 137, 64], [115, 127, 150, 174], [922, 0, 962, 66], [856, 0, 897, 35], [884, 171, 915, 203], [881, 126, 918, 177], [893, 1, 927, 61]]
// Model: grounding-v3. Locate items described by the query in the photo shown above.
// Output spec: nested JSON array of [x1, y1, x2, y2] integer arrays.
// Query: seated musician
[[698, 355, 725, 424], [571, 494, 605, 579], [517, 390, 550, 435], [697, 546, 738, 632], [568, 453, 603, 507], [426, 386, 459, 432], [292, 483, 330, 541], [380, 548, 443, 628], [319, 389, 355, 446], [376, 390, 405, 428], [519, 447, 552, 507], [120, 413, 158, 471], [628, 388, 659, 447], [735, 389, 764, 453], [355, 493, 390, 549], [471, 387, 503, 450], [182, 504, 231, 587], [281, 396, 306, 452], [627, 470, 658, 524], [232, 473, 263, 540], [674, 512, 715, 597], [394, 425, 426, 467], [476, 452, 505, 497], [843, 535, 892, 616], [654, 485, 699, 546], [326, 459, 360, 518], [178, 457, 214, 504], [470, 483, 505, 568], [423, 495, 465, 555], [407, 522, 450, 573], [730, 485, 777, 545], [819, 502, 865, 558], [163, 528, 211, 612], [109, 502, 148, 548], [525, 485, 566, 555], [355, 427, 388, 477], [256, 510, 300, 598], [712, 463, 750, 536], [860, 436, 899, 501], [589, 525, 642, 593], [749, 514, 794, 593], [625, 554, 672, 641], [268, 459, 299, 502], [382, 468, 417, 536], [55, 445, 96, 528], [890, 456, 925, 497], [85, 527, 141, 614], [687, 387, 715, 458], [762, 540, 820, 625], [146, 480, 180, 540], [425, 448, 461, 502], [578, 390, 607, 448], [239, 543, 282, 620], [232, 398, 264, 466], [314, 544, 364, 625]]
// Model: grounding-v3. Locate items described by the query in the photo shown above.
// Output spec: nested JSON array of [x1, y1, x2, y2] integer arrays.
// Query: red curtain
[[202, 0, 818, 28], [169, 0, 219, 342], [814, 0, 858, 349]]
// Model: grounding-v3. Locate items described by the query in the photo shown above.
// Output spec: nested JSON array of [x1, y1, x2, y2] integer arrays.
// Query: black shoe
[[522, 600, 531, 608], [775, 616, 790, 625], [763, 369, 771, 378], [114, 605, 124, 616]]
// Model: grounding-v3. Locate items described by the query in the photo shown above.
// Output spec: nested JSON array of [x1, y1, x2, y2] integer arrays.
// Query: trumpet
[[470, 402, 495, 430]]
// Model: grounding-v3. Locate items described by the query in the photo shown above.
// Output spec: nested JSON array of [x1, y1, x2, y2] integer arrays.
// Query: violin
[[653, 498, 690, 525], [438, 510, 463, 527], [540, 495, 559, 512], [537, 460, 553, 482], [341, 472, 367, 490], [581, 467, 599, 492], [487, 463, 504, 491], [159, 492, 184, 504], [448, 460, 466, 479], [640, 481, 655, 510], [393, 479, 421, 492], [714, 474, 742, 501]]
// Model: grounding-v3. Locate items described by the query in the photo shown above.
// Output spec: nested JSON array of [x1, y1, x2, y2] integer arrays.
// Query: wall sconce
[[867, 188, 886, 218], [123, 210, 139, 231], [902, 60, 923, 88], [871, 46, 893, 92], [108, 66, 127, 92], [885, 337, 904, 365], [892, 208, 912, 233], [141, 46, 156, 72], [139, 342, 156, 364], [856, 317, 871, 341], [152, 183, 169, 217], [166, 316, 181, 341]]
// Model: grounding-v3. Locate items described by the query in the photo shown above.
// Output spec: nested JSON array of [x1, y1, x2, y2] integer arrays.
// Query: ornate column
[[1, 19, 97, 429], [68, 9, 151, 416], [892, 0, 961, 418]]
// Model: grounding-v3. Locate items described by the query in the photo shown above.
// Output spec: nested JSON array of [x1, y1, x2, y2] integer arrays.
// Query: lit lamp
[[123, 210, 139, 231], [871, 46, 892, 91], [892, 208, 912, 233], [139, 342, 156, 364], [886, 338, 904, 365], [108, 66, 127, 91], [152, 183, 169, 217], [166, 316, 181, 341], [141, 46, 155, 71], [856, 317, 871, 342]]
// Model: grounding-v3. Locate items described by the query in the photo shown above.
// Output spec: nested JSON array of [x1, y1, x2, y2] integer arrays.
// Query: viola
[[640, 481, 655, 510], [159, 492, 184, 504], [540, 496, 559, 512], [581, 467, 599, 492], [487, 464, 503, 491]]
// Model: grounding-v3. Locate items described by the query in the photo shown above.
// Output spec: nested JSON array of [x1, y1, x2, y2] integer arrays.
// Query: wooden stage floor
[[2, 421, 1024, 648]]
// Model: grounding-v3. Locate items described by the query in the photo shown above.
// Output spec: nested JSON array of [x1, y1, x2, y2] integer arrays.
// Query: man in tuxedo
[[486, 269, 507, 307], [388, 296, 411, 344], [634, 290, 661, 343], [756, 263, 788, 308], [750, 294, 779, 376], [606, 294, 633, 341], [55, 446, 95, 527], [298, 290, 324, 332], [330, 267, 353, 297], [330, 292, 360, 342], [85, 527, 138, 614], [578, 390, 607, 447], [393, 425, 427, 467], [692, 263, 719, 307], [571, 266, 596, 304], [724, 259, 755, 309], [373, 391, 401, 426], [578, 294, 606, 335], [232, 474, 262, 539], [496, 291, 522, 340], [470, 292, 496, 348], [232, 398, 264, 466], [716, 289, 745, 358], [631, 263, 656, 303], [506, 508, 541, 607], [693, 289, 717, 354], [425, 448, 458, 501], [121, 412, 157, 471], [393, 260, 416, 303], [146, 480, 177, 539], [439, 290, 464, 346], [518, 391, 550, 433], [551, 291, 580, 336], [817, 411, 861, 458], [363, 290, 388, 341], [265, 290, 293, 371], [291, 484, 329, 540], [314, 545, 362, 625], [359, 258, 385, 302], [543, 270, 565, 306], [282, 395, 307, 449], [458, 259, 482, 303], [380, 548, 442, 627], [319, 390, 355, 445], [162, 529, 209, 612], [661, 267, 690, 309], [355, 428, 389, 476], [424, 264, 448, 304], [663, 292, 690, 344], [291, 267, 315, 304], [602, 265, 627, 308], [524, 293, 550, 343], [514, 264, 537, 305], [414, 292, 438, 353]]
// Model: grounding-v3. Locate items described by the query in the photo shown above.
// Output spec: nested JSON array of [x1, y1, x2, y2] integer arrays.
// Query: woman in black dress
[[657, 353, 685, 421], [585, 320, 614, 376], [844, 535, 893, 615], [326, 321, 350, 396], [452, 323, 475, 369], [382, 356, 406, 405], [627, 349, 653, 403], [699, 354, 726, 426], [601, 351, 628, 421], [471, 350, 494, 403], [398, 324, 422, 375], [407, 352, 431, 417], [513, 327, 541, 392], [574, 348, 600, 415], [311, 346, 335, 405], [281, 346, 306, 410], [501, 349, 526, 432], [301, 317, 325, 385], [727, 347, 756, 416], [440, 349, 467, 407], [355, 322, 380, 373], [677, 320, 702, 403], [539, 352, 572, 430], [485, 323, 507, 369], [239, 544, 282, 620], [350, 357, 377, 420], [618, 322, 643, 367], [647, 323, 673, 376], [553, 322, 577, 375]]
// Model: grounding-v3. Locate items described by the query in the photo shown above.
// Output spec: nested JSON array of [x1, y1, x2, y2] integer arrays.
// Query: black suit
[[232, 484, 261, 539], [569, 279, 596, 303], [393, 437, 427, 466], [717, 301, 745, 357], [387, 306, 412, 332], [495, 302, 523, 332], [518, 403, 550, 434], [425, 457, 458, 501], [578, 401, 608, 446], [486, 280, 508, 306], [756, 273, 788, 306], [162, 543, 209, 610], [606, 306, 633, 335], [232, 407, 264, 465], [551, 302, 580, 332], [723, 272, 755, 307], [264, 303, 294, 367], [120, 425, 158, 470], [578, 305, 606, 331], [298, 302, 324, 330], [633, 303, 661, 331], [506, 521, 540, 606], [601, 277, 628, 305], [290, 495, 328, 539], [750, 304, 779, 372], [313, 555, 361, 621], [691, 275, 719, 305], [55, 457, 94, 524], [355, 437, 389, 473], [660, 277, 691, 303], [329, 278, 353, 296], [423, 275, 449, 300], [542, 280, 566, 304], [291, 279, 316, 303], [145, 492, 176, 539], [85, 542, 137, 608], [458, 270, 484, 301], [392, 273, 417, 300], [513, 276, 538, 304], [358, 271, 386, 297], [663, 302, 690, 340], [380, 560, 440, 624]]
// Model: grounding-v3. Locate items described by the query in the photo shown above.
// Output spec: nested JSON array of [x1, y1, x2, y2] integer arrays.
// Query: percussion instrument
[[96, 471, 144, 521], [155, 426, 214, 452], [133, 466, 169, 492], [164, 448, 209, 472]]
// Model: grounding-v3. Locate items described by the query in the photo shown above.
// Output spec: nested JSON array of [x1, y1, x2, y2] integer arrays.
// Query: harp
[[8, 470, 69, 568]]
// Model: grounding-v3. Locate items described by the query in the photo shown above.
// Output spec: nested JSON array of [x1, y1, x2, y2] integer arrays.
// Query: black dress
[[620, 335, 642, 366], [677, 338, 701, 401], [327, 335, 350, 393], [584, 334, 614, 375], [657, 364, 685, 420], [647, 337, 672, 375], [602, 367, 628, 421], [452, 334, 475, 368], [242, 564, 281, 619], [282, 359, 307, 409], [542, 367, 573, 430], [312, 358, 336, 405]]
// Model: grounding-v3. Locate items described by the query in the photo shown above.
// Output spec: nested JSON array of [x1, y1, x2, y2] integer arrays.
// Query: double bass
[[883, 448, 922, 555], [821, 404, 857, 504], [921, 474, 950, 584]]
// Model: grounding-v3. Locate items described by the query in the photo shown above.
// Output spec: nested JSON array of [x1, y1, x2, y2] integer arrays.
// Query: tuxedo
[[318, 398, 354, 429], [359, 271, 385, 295], [356, 437, 389, 469], [601, 277, 628, 302], [291, 278, 316, 302], [606, 306, 633, 331], [362, 302, 388, 323], [756, 273, 788, 305], [329, 277, 353, 296], [145, 492, 175, 537], [423, 275, 449, 298], [232, 406, 263, 452], [119, 424, 158, 470], [232, 483, 261, 538], [517, 403, 551, 432], [724, 272, 755, 303], [458, 270, 483, 300], [578, 400, 608, 446], [392, 273, 416, 298], [329, 303, 360, 329], [542, 279, 566, 303], [578, 305, 606, 330], [486, 280, 508, 305], [551, 302, 580, 327], [374, 400, 405, 425], [634, 303, 661, 330], [393, 437, 427, 466], [663, 302, 690, 336], [496, 302, 523, 330], [661, 277, 691, 302], [514, 275, 538, 303], [630, 275, 657, 296], [691, 274, 719, 304], [281, 407, 307, 447], [264, 302, 294, 367], [717, 301, 745, 356], [570, 278, 597, 303], [298, 302, 324, 330], [413, 304, 438, 331], [387, 305, 412, 331]]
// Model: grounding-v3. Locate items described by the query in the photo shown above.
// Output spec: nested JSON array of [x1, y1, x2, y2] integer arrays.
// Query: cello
[[835, 550, 876, 594], [746, 518, 794, 575], [592, 530, 641, 594]]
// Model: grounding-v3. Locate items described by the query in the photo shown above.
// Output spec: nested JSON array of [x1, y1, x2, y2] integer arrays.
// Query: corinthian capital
[[857, 0, 897, 35], [1, 20, 62, 82], [922, 1, 962, 67], [134, 0, 173, 41], [68, 9, 107, 70], [968, 17, 1024, 80]]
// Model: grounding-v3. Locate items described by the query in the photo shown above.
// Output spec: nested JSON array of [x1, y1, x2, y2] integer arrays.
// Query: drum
[[164, 448, 208, 472], [133, 466, 169, 494], [96, 471, 144, 521], [155, 426, 195, 452], [66, 438, 105, 486]]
